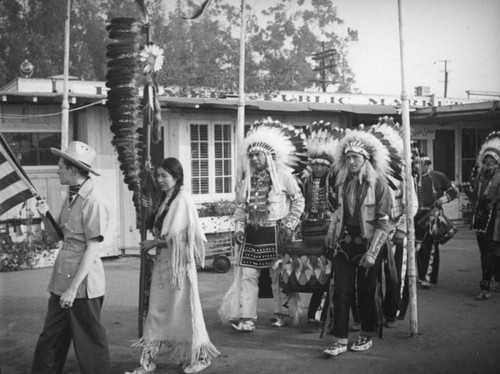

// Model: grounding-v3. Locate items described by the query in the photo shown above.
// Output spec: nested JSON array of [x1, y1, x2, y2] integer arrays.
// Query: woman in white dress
[[126, 157, 220, 374]]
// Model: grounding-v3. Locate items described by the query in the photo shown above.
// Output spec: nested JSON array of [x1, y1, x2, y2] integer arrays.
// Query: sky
[[175, 0, 500, 99], [327, 0, 500, 98]]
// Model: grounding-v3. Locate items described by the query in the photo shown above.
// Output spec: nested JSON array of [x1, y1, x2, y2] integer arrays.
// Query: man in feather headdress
[[323, 129, 393, 356], [463, 132, 500, 300], [300, 121, 339, 333], [219, 118, 305, 332]]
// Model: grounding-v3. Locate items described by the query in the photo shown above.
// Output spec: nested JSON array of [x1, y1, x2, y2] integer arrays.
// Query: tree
[[155, 0, 358, 93], [0, 0, 358, 94], [0, 0, 135, 85]]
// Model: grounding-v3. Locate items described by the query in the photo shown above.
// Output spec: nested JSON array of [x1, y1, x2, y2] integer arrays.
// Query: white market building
[[1, 77, 499, 255]]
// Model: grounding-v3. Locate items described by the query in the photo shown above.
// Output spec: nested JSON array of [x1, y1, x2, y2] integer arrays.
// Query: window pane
[[3, 132, 61, 166], [190, 124, 209, 195], [214, 143, 222, 158], [200, 160, 209, 176], [461, 129, 476, 158], [213, 124, 232, 194], [223, 125, 231, 139], [190, 124, 199, 141], [214, 125, 222, 141], [215, 160, 222, 176], [215, 178, 222, 193], [200, 142, 208, 158], [199, 125, 208, 140], [462, 159, 476, 183], [191, 178, 199, 194], [191, 160, 199, 176], [200, 177, 209, 194], [223, 143, 231, 157], [191, 143, 199, 158], [433, 130, 455, 180], [477, 129, 491, 148], [223, 177, 231, 193]]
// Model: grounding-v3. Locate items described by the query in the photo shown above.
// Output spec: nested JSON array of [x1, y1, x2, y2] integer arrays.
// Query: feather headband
[[477, 132, 500, 168], [305, 120, 342, 165], [334, 129, 392, 186], [244, 117, 305, 172]]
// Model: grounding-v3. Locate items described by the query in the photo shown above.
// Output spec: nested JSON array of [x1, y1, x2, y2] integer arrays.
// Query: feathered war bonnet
[[477, 131, 500, 169], [368, 116, 404, 189], [301, 120, 345, 179], [237, 117, 306, 201], [334, 121, 400, 189]]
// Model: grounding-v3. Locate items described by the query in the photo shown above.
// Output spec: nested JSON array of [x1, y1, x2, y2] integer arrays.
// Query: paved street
[[1, 227, 500, 374]]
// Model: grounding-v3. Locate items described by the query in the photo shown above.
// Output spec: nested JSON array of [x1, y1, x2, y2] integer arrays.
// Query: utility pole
[[440, 59, 450, 98], [311, 42, 337, 92], [61, 0, 71, 149]]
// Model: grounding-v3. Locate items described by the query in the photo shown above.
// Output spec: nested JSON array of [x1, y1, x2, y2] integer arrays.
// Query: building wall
[[3, 98, 496, 251]]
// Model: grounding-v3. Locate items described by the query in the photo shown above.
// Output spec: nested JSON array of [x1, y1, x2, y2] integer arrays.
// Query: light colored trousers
[[241, 266, 287, 320]]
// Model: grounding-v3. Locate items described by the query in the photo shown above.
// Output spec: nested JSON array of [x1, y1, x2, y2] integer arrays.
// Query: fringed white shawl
[[159, 188, 207, 288]]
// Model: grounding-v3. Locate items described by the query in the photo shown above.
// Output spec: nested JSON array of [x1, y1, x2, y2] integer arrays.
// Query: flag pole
[[397, 0, 418, 336], [235, 0, 246, 194], [0, 133, 63, 239], [61, 0, 71, 150]]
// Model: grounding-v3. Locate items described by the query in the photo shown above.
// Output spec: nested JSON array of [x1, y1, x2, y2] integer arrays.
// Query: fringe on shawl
[[285, 292, 303, 326], [167, 224, 206, 289], [218, 264, 243, 324], [131, 337, 220, 366]]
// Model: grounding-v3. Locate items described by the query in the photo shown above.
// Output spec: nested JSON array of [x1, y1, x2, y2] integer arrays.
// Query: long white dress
[[134, 188, 220, 367]]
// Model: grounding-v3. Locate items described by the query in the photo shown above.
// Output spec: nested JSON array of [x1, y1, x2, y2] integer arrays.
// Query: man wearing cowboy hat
[[31, 141, 111, 374]]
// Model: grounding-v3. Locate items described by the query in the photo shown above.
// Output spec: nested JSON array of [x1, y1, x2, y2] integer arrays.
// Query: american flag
[[0, 133, 36, 216]]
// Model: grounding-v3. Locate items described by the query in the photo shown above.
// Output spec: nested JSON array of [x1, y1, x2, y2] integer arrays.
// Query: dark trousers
[[332, 245, 383, 339], [415, 210, 440, 284], [383, 240, 406, 321], [307, 289, 328, 321], [477, 233, 500, 289], [31, 293, 110, 374]]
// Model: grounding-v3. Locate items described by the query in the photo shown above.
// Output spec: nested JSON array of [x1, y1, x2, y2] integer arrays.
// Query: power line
[[0, 99, 107, 120]]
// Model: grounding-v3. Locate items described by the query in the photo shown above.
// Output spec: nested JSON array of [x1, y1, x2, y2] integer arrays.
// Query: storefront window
[[190, 123, 233, 196], [433, 129, 455, 181], [2, 132, 61, 166], [191, 124, 209, 195], [214, 124, 232, 194], [461, 128, 491, 182]]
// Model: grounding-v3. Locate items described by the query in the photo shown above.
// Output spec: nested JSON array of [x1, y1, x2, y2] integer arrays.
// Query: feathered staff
[[105, 0, 164, 336]]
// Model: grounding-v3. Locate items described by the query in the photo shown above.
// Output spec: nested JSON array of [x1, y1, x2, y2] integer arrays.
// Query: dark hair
[[159, 157, 184, 208], [62, 158, 90, 177], [419, 153, 432, 166], [149, 158, 185, 232], [160, 157, 184, 186]]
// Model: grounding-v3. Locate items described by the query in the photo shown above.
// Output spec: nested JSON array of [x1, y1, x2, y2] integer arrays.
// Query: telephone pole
[[440, 59, 450, 98], [311, 42, 337, 92]]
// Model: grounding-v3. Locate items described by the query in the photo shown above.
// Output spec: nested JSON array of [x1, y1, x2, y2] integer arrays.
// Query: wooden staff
[[398, 0, 418, 336]]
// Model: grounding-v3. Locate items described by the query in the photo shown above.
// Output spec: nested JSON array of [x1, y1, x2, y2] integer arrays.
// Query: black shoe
[[350, 336, 373, 352]]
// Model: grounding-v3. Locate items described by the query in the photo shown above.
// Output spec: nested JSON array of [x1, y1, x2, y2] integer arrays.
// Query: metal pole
[[61, 0, 71, 149], [397, 0, 418, 336], [235, 0, 246, 194]]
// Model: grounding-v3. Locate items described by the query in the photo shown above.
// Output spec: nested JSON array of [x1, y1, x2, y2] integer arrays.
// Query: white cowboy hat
[[51, 141, 100, 176]]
